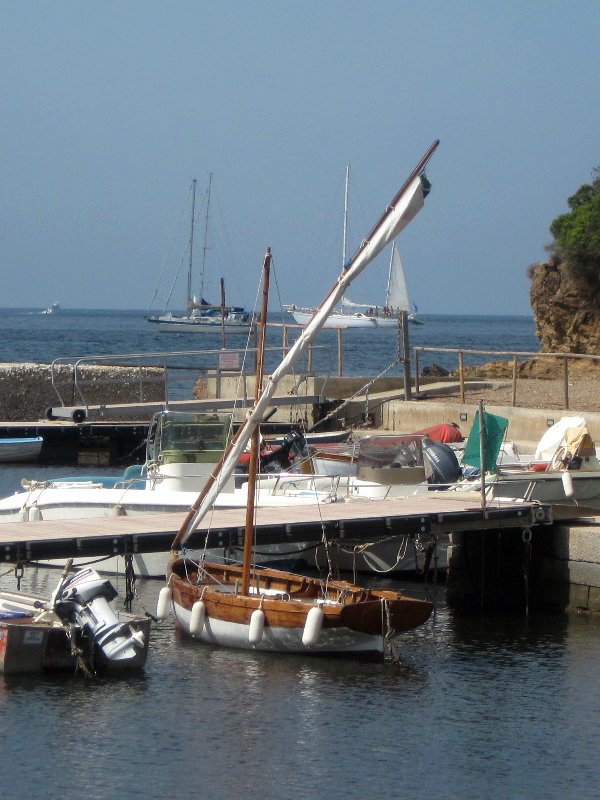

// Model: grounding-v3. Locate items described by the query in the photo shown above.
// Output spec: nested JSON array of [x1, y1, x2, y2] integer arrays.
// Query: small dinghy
[[0, 562, 150, 675], [0, 437, 43, 463]]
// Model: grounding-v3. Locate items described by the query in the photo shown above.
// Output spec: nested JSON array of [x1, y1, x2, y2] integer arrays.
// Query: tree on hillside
[[549, 168, 600, 298]]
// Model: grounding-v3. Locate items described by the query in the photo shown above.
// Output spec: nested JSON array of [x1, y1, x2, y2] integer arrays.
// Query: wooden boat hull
[[168, 558, 433, 659]]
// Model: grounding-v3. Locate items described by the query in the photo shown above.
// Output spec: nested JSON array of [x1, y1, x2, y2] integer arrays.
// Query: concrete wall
[[446, 521, 600, 615], [0, 363, 165, 421], [381, 398, 600, 452]]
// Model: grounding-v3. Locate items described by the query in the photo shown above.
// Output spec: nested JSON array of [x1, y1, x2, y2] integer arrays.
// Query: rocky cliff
[[529, 256, 600, 357]]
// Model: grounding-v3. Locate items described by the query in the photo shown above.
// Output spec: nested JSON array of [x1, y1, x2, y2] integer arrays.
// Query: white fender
[[28, 505, 43, 521], [248, 608, 265, 644], [562, 470, 574, 498], [156, 586, 172, 620], [302, 606, 324, 646], [189, 600, 206, 636]]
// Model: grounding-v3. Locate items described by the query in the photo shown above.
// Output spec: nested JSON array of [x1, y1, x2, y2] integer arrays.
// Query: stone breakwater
[[0, 362, 165, 421]]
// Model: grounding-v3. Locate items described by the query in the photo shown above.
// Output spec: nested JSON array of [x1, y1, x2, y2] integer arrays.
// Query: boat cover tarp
[[414, 423, 464, 443], [463, 411, 508, 473]]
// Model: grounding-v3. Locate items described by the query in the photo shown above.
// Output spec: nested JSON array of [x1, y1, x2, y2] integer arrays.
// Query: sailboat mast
[[200, 172, 213, 304], [342, 165, 349, 267], [187, 179, 197, 312], [241, 248, 271, 595]]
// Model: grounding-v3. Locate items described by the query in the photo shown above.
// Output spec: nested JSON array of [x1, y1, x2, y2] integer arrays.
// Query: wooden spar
[[241, 248, 271, 595], [175, 141, 440, 546]]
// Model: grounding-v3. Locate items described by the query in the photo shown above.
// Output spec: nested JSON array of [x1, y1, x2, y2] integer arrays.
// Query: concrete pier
[[446, 515, 600, 615]]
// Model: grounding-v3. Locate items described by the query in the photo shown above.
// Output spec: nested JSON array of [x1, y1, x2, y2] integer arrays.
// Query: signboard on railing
[[218, 351, 240, 371]]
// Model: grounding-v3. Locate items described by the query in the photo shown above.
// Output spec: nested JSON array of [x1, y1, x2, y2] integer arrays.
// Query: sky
[[1, 1, 598, 316]]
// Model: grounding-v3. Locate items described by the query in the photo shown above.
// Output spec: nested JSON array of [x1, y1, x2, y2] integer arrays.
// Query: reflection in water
[[2, 558, 600, 797]]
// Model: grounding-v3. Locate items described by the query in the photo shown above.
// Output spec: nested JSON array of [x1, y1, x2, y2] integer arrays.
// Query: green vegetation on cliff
[[549, 168, 600, 296]]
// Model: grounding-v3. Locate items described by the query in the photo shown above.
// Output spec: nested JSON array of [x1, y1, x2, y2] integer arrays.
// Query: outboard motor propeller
[[53, 567, 146, 665]]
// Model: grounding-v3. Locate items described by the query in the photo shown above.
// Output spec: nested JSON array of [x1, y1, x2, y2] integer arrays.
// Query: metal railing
[[49, 343, 334, 411], [413, 346, 600, 409]]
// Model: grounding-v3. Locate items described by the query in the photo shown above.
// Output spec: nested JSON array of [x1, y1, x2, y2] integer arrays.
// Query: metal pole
[[401, 310, 411, 400], [459, 352, 465, 403], [414, 349, 420, 395], [512, 356, 518, 406], [563, 356, 569, 409], [479, 399, 487, 511]]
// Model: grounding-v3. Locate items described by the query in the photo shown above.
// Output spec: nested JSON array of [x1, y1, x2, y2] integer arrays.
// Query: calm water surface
[[2, 311, 598, 799], [1, 560, 599, 800]]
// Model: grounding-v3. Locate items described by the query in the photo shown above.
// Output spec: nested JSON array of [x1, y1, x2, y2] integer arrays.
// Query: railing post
[[459, 351, 465, 403], [511, 356, 518, 406], [401, 310, 411, 400], [414, 349, 420, 395], [563, 356, 569, 409], [337, 329, 343, 377]]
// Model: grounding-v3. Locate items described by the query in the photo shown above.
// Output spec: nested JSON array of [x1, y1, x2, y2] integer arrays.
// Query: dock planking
[[0, 496, 552, 564]]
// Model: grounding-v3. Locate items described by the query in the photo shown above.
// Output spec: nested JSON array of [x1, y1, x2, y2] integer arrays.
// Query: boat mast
[[241, 248, 271, 595], [340, 165, 349, 308], [342, 165, 349, 267], [186, 178, 197, 312], [199, 172, 213, 305]]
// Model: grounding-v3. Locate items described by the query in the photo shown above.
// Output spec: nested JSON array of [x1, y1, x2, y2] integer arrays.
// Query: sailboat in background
[[159, 140, 439, 659], [285, 167, 424, 329], [147, 175, 254, 334], [385, 242, 423, 326]]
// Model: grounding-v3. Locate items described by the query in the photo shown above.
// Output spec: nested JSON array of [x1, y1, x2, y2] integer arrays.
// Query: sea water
[[2, 310, 600, 800]]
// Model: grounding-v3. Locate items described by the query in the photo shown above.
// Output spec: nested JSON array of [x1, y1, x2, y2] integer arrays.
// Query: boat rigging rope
[[309, 355, 402, 432]]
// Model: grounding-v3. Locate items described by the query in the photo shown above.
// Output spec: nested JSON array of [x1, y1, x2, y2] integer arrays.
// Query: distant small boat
[[40, 303, 60, 315], [0, 436, 43, 463]]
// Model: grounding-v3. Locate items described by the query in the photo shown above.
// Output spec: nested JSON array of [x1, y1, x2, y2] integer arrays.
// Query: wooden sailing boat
[[162, 141, 440, 659]]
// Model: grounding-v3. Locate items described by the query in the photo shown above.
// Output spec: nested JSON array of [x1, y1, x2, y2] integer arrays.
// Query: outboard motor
[[52, 567, 146, 666], [260, 428, 307, 472], [422, 437, 461, 489]]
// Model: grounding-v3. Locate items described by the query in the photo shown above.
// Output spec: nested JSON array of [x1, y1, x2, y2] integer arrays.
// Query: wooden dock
[[0, 496, 552, 564]]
